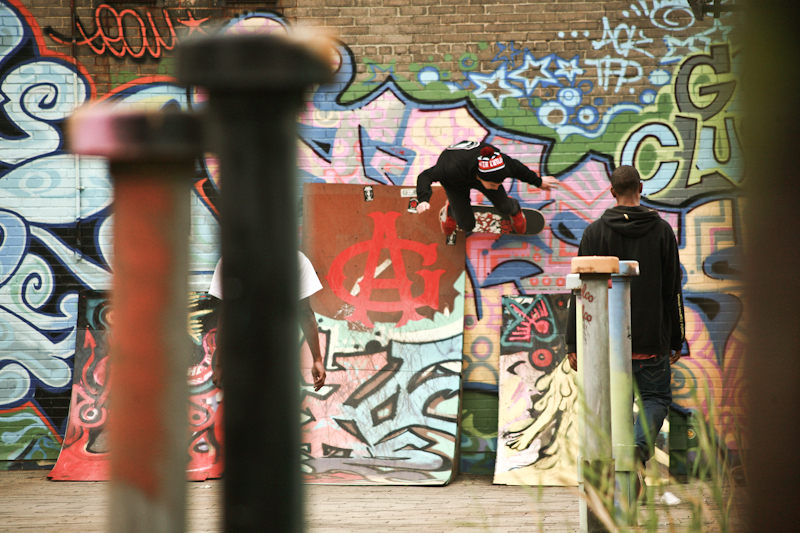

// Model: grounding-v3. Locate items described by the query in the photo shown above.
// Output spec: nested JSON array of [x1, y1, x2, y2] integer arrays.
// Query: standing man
[[566, 165, 685, 475], [209, 251, 327, 391], [414, 140, 559, 234]]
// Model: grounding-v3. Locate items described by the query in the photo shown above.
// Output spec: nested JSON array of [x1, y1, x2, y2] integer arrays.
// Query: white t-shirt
[[208, 252, 323, 301]]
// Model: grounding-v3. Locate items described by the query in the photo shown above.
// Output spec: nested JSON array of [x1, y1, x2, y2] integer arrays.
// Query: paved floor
[[0, 471, 745, 532]]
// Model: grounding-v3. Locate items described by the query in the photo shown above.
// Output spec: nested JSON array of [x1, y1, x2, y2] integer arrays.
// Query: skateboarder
[[414, 141, 559, 235]]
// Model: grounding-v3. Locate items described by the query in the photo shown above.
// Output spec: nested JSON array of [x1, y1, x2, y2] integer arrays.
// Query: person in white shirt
[[208, 251, 326, 391]]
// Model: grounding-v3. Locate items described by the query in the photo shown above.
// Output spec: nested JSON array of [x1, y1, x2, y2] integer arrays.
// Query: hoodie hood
[[600, 205, 662, 238]]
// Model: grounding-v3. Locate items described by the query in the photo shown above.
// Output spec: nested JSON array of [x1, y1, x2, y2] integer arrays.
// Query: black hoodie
[[415, 141, 542, 204], [565, 205, 685, 357]]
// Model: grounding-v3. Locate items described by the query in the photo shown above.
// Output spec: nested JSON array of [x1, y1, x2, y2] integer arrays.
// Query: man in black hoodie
[[566, 165, 685, 471], [414, 140, 559, 235]]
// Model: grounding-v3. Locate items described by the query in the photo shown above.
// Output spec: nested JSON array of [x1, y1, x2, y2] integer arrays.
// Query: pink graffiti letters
[[325, 211, 445, 328]]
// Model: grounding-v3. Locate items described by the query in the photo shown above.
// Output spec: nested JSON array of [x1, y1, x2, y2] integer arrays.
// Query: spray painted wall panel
[[301, 184, 465, 484], [48, 291, 223, 481], [495, 294, 577, 486]]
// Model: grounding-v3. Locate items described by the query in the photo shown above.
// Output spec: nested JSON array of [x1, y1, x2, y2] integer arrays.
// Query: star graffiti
[[492, 41, 523, 66], [178, 10, 210, 36], [508, 52, 562, 96], [467, 64, 525, 108], [552, 55, 586, 86], [661, 18, 735, 65], [364, 62, 396, 85]]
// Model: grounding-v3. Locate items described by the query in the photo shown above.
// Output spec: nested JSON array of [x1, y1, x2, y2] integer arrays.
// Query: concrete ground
[[0, 471, 746, 532]]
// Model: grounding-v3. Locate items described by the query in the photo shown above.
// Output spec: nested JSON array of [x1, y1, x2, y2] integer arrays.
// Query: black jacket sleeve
[[663, 225, 685, 352], [566, 293, 577, 353], [507, 158, 542, 188], [416, 165, 444, 204]]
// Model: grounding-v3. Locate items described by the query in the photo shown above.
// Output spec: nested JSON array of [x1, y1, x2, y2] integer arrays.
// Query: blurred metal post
[[608, 260, 639, 525], [68, 109, 201, 532], [741, 2, 800, 531], [177, 35, 332, 532], [566, 273, 589, 533], [572, 256, 619, 533]]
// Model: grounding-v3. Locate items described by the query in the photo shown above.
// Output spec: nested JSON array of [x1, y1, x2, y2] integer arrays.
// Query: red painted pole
[[68, 109, 202, 532]]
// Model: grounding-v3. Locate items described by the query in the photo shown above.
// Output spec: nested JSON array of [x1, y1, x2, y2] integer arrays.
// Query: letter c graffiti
[[620, 123, 680, 196]]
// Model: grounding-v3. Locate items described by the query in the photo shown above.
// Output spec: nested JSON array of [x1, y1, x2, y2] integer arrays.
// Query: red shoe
[[439, 202, 457, 236], [510, 210, 527, 234]]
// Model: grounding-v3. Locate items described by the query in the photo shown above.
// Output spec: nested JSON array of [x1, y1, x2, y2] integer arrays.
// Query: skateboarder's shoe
[[510, 210, 527, 234], [439, 202, 457, 236]]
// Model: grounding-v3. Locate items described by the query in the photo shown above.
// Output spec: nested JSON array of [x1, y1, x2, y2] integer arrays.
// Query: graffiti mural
[[0, 0, 744, 473], [301, 184, 465, 484], [0, 0, 224, 465], [462, 274, 502, 390], [495, 294, 577, 486], [47, 291, 223, 480], [0, 0, 94, 466]]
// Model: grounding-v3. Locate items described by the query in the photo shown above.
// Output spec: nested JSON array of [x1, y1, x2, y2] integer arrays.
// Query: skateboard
[[469, 205, 545, 236]]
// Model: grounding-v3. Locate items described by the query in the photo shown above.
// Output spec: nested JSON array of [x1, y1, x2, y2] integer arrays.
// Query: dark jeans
[[633, 354, 672, 464], [443, 183, 520, 232]]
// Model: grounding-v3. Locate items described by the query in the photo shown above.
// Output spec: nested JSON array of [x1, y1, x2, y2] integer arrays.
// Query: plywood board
[[494, 294, 578, 486], [48, 292, 223, 481], [302, 183, 466, 484]]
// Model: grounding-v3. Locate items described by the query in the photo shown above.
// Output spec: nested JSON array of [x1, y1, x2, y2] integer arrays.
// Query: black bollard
[[177, 35, 332, 532]]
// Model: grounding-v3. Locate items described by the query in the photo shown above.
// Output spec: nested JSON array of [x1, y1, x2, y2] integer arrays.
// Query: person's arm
[[297, 251, 325, 390], [299, 296, 325, 391], [566, 293, 577, 371], [506, 158, 559, 191], [415, 164, 445, 214], [211, 297, 224, 389], [664, 226, 685, 364], [566, 231, 593, 371], [208, 261, 225, 388]]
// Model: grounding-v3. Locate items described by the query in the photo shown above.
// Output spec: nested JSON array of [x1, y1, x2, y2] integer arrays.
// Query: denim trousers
[[633, 353, 672, 464]]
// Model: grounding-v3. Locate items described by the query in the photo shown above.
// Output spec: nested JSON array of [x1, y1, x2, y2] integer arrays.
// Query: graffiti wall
[[1, 0, 743, 477], [301, 184, 465, 484], [47, 291, 224, 481]]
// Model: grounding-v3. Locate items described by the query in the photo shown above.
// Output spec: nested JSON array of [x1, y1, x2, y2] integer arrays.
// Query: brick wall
[[1, 0, 743, 473], [283, 0, 682, 111]]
